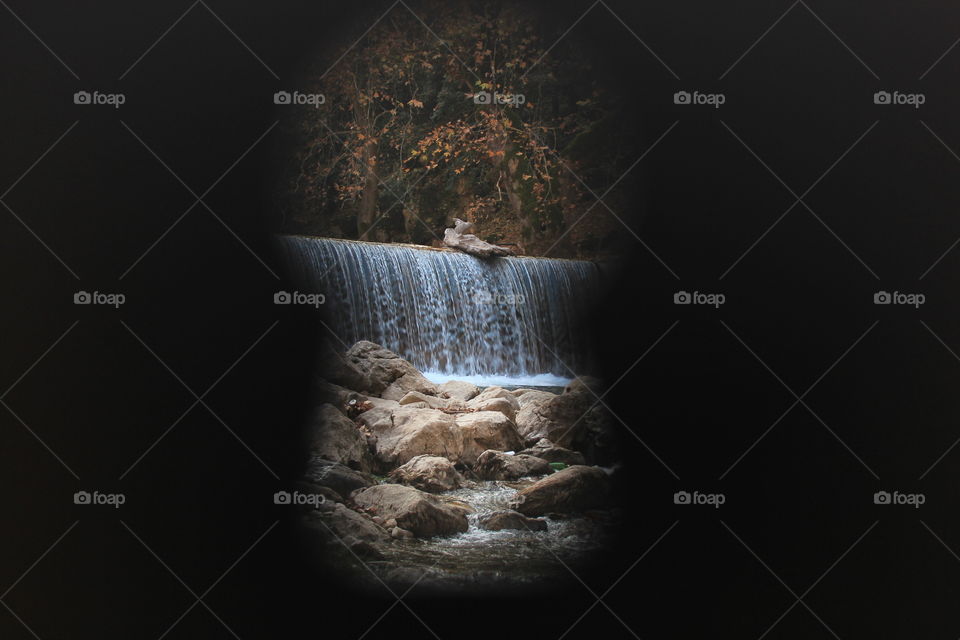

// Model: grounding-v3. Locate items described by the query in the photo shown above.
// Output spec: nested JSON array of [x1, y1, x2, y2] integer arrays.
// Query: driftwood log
[[442, 218, 515, 258]]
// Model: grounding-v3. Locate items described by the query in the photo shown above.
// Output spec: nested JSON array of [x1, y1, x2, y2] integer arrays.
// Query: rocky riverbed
[[295, 341, 620, 593]]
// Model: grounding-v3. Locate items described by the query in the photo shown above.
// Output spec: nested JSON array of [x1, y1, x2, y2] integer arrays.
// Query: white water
[[278, 236, 599, 378], [421, 370, 572, 388]]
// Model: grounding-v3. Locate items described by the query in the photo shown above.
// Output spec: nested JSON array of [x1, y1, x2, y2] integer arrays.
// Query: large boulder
[[514, 384, 602, 449], [305, 458, 376, 499], [473, 450, 553, 480], [478, 510, 547, 532], [509, 465, 610, 516], [454, 411, 522, 465], [438, 380, 480, 402], [389, 455, 464, 493], [351, 484, 469, 537], [517, 438, 586, 466], [371, 406, 463, 468], [307, 404, 373, 471], [341, 341, 438, 399]]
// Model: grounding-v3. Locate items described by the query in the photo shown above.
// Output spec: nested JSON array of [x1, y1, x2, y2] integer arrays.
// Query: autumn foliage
[[278, 0, 638, 258]]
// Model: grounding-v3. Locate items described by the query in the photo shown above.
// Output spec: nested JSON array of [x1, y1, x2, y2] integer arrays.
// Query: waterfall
[[277, 236, 599, 383]]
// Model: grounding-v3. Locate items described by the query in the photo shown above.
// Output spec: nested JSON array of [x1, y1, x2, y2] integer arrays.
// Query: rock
[[516, 389, 556, 409], [564, 376, 605, 396], [293, 480, 343, 506], [509, 465, 610, 516], [454, 411, 523, 465], [313, 378, 364, 411], [517, 438, 586, 466], [344, 537, 385, 559], [305, 458, 377, 497], [443, 218, 515, 258], [306, 502, 390, 544], [385, 518, 398, 529], [391, 526, 415, 540], [466, 393, 519, 422], [351, 484, 469, 537], [510, 388, 537, 397], [370, 407, 462, 468], [399, 391, 452, 410], [319, 343, 373, 393], [389, 455, 464, 493], [342, 341, 438, 399], [307, 404, 374, 471], [514, 385, 599, 449], [473, 450, 553, 480], [438, 380, 480, 402], [478, 510, 548, 532]]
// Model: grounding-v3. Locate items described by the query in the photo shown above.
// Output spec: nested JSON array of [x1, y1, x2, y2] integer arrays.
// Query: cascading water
[[277, 235, 599, 383]]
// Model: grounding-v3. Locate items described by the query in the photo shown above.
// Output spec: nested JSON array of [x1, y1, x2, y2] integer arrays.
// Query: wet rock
[[509, 465, 610, 516], [473, 450, 553, 480], [351, 484, 469, 537], [455, 411, 523, 465], [389, 455, 464, 493], [306, 458, 377, 497], [370, 407, 462, 468], [307, 404, 374, 472], [438, 380, 480, 402], [478, 510, 548, 532], [517, 438, 586, 466]]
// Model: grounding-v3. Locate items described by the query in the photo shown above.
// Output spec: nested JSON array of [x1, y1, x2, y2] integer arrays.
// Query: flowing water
[[277, 235, 600, 382], [351, 480, 616, 593]]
